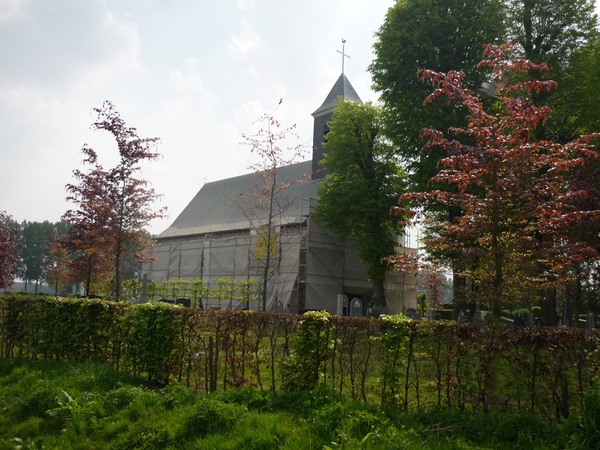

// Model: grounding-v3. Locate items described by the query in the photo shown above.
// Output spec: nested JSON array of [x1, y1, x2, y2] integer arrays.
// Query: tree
[[369, 0, 506, 191], [506, 0, 598, 143], [394, 44, 600, 320], [369, 0, 598, 317], [63, 101, 166, 300], [312, 99, 406, 307], [506, 0, 597, 68], [237, 105, 308, 311], [369, 0, 506, 316], [19, 220, 56, 293], [0, 211, 21, 290]]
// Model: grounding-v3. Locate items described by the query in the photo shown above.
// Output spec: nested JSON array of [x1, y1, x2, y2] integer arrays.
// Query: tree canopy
[[394, 44, 600, 320], [313, 99, 406, 307], [62, 101, 166, 299], [369, 0, 507, 191]]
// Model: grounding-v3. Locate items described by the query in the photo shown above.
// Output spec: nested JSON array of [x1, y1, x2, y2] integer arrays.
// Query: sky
[[0, 0, 395, 236], [2, 1, 598, 240]]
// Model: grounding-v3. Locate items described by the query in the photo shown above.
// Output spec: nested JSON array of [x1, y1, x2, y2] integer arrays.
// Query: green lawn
[[0, 358, 595, 449]]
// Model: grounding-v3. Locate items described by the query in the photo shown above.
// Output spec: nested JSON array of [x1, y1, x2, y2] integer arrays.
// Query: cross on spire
[[337, 38, 349, 74]]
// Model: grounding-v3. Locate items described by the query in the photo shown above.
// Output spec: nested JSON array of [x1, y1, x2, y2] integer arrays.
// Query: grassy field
[[0, 358, 597, 450]]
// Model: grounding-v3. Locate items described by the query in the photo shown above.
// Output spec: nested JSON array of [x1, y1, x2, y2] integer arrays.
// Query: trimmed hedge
[[1, 294, 599, 421]]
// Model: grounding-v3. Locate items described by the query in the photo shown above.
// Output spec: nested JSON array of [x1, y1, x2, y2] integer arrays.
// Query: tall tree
[[0, 212, 21, 290], [236, 105, 308, 311], [507, 0, 597, 67], [369, 0, 506, 191], [312, 100, 406, 308], [369, 0, 506, 316], [63, 101, 166, 300], [394, 44, 600, 320], [507, 0, 598, 143], [19, 220, 55, 293]]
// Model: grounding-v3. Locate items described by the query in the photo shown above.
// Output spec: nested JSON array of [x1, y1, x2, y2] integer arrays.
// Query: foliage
[[0, 358, 589, 449], [377, 314, 411, 407], [313, 100, 407, 306], [0, 211, 21, 290], [62, 100, 166, 299], [369, 0, 507, 192], [393, 44, 600, 319], [2, 294, 600, 422], [121, 301, 183, 384], [281, 310, 332, 392]]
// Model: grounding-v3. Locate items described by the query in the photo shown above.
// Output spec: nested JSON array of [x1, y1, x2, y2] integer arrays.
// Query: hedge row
[[1, 294, 598, 421]]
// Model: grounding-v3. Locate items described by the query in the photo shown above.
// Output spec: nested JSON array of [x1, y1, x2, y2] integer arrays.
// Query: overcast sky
[[1, 0, 598, 239]]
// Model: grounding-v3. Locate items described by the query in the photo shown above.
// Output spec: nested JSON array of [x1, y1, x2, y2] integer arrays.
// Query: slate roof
[[158, 161, 318, 239], [312, 73, 363, 117]]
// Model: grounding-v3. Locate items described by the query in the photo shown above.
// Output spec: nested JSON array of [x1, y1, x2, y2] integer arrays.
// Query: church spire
[[337, 38, 349, 74], [311, 41, 363, 180]]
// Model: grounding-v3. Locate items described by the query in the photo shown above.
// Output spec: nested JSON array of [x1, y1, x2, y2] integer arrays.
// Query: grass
[[0, 358, 595, 449]]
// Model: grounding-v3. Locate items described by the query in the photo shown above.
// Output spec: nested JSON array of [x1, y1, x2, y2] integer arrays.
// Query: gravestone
[[176, 297, 191, 307], [273, 300, 284, 313], [587, 311, 595, 332], [457, 310, 466, 324], [405, 308, 420, 321], [472, 304, 486, 325], [350, 298, 363, 317], [139, 273, 149, 304]]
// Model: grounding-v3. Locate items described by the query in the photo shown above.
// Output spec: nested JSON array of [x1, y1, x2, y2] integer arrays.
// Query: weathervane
[[337, 38, 349, 74]]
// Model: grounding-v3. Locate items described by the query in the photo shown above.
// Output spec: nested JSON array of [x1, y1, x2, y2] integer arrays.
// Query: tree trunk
[[372, 277, 386, 307]]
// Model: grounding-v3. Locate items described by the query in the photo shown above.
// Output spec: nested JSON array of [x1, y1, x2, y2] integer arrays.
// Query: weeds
[[0, 358, 595, 449]]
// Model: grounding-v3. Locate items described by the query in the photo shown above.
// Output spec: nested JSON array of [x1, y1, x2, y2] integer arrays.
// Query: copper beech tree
[[62, 101, 166, 299], [393, 44, 600, 322], [0, 211, 21, 290]]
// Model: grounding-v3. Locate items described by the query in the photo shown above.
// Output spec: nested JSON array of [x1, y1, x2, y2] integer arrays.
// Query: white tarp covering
[[143, 163, 417, 314]]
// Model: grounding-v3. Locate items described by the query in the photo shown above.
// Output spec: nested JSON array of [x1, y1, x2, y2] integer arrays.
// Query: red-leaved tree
[[63, 101, 166, 300], [393, 44, 600, 321], [0, 211, 21, 290]]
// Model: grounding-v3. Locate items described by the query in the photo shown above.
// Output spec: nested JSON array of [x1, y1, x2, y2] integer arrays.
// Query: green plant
[[121, 301, 182, 383], [580, 383, 600, 448], [281, 310, 332, 392], [180, 396, 247, 438], [378, 314, 411, 407]]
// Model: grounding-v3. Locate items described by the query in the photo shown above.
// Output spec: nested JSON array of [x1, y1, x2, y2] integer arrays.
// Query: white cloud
[[0, 0, 142, 91], [167, 58, 210, 96], [0, 0, 29, 21], [229, 18, 262, 57], [236, 0, 255, 13]]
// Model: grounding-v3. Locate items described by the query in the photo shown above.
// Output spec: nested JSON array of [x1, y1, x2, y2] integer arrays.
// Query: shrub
[[180, 397, 246, 438], [280, 310, 332, 392]]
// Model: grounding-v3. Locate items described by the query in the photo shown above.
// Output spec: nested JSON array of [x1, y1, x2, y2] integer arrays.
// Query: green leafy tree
[[19, 221, 55, 293], [369, 0, 506, 316], [313, 100, 406, 307], [506, 0, 599, 143], [369, 0, 506, 191]]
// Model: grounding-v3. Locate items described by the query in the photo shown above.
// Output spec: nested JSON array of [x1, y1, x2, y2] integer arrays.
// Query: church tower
[[311, 73, 363, 180]]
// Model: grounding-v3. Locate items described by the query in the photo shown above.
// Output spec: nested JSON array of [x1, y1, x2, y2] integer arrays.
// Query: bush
[[180, 397, 246, 438]]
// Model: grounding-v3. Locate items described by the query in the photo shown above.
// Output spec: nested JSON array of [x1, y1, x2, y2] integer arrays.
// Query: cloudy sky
[[0, 0, 395, 235], [3, 1, 598, 238]]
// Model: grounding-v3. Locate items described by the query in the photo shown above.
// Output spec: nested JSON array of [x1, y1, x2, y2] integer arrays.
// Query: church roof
[[312, 73, 363, 118], [158, 161, 319, 239]]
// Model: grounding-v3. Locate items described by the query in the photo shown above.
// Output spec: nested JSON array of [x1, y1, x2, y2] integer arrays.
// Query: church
[[143, 71, 417, 315]]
